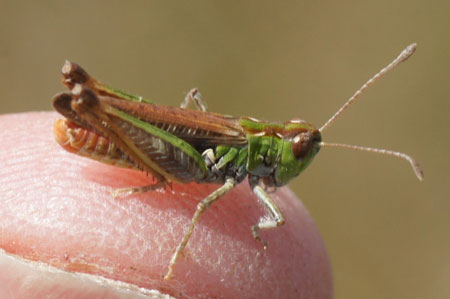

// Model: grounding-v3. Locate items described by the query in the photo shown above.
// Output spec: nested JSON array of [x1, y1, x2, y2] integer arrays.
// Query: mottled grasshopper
[[52, 43, 422, 279]]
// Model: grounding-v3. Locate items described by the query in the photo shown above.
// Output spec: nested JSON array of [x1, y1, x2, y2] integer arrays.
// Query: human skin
[[0, 112, 333, 298]]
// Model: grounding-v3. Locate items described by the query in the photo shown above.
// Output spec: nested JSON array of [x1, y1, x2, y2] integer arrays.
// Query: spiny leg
[[165, 177, 236, 280], [180, 88, 208, 111], [251, 184, 285, 249], [112, 180, 166, 198]]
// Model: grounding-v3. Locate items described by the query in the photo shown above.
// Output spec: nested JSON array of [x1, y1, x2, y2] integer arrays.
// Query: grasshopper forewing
[[52, 44, 423, 280]]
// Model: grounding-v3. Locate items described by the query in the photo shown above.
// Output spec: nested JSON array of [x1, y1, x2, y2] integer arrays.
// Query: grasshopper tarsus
[[180, 88, 208, 111], [252, 225, 269, 249]]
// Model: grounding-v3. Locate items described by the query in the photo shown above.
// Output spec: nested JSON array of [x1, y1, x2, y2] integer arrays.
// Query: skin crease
[[0, 112, 333, 299]]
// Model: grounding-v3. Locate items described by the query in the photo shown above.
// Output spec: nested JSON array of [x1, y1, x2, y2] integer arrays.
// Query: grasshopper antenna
[[318, 43, 423, 181], [319, 142, 423, 181], [319, 43, 417, 132]]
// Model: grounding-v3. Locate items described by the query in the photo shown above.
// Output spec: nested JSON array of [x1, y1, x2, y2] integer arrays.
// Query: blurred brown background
[[1, 1, 448, 298]]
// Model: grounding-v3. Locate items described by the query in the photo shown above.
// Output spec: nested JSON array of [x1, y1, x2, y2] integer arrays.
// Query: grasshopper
[[52, 43, 423, 280]]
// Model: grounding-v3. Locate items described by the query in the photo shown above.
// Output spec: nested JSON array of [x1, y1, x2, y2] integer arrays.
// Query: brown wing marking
[[101, 96, 248, 148]]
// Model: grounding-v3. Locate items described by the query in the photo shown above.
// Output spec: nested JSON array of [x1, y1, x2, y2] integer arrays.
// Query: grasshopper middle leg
[[165, 177, 236, 280]]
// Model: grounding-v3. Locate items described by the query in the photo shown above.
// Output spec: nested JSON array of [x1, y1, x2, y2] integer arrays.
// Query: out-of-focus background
[[1, 1, 448, 298]]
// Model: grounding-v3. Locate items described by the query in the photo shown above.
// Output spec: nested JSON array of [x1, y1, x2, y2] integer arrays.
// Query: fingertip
[[0, 112, 332, 298]]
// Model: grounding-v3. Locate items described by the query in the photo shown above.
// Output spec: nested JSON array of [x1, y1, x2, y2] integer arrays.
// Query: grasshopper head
[[271, 119, 322, 186]]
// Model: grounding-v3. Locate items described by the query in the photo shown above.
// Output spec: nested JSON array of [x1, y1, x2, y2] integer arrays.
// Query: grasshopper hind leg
[[165, 177, 236, 280], [112, 180, 166, 198], [249, 179, 285, 248], [180, 88, 208, 111]]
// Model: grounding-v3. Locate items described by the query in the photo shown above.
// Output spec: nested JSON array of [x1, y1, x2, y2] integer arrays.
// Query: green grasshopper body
[[52, 44, 422, 279]]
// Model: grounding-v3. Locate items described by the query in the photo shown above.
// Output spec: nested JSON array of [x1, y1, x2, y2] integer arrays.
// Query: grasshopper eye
[[291, 132, 313, 160], [291, 131, 322, 160]]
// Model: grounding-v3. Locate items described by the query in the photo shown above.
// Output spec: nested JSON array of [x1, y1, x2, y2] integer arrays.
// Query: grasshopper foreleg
[[250, 183, 285, 249], [180, 88, 208, 111], [165, 177, 236, 280]]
